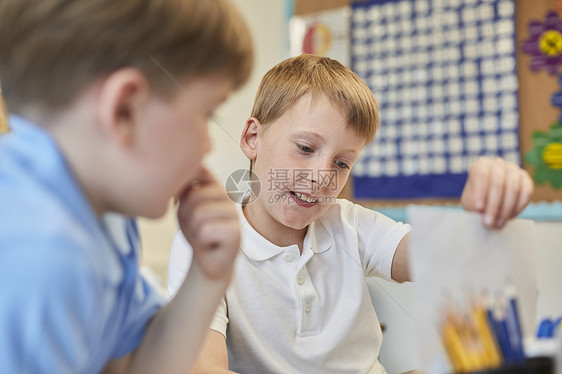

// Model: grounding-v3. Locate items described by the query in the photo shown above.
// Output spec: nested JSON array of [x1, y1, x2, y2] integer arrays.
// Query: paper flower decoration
[[522, 11, 562, 75], [525, 123, 562, 188]]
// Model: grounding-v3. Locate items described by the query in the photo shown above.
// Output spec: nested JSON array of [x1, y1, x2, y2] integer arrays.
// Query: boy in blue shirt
[[169, 55, 534, 373], [0, 0, 253, 372]]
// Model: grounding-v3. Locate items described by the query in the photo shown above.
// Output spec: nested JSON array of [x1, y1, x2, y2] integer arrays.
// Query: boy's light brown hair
[[0, 0, 253, 115], [251, 54, 378, 143]]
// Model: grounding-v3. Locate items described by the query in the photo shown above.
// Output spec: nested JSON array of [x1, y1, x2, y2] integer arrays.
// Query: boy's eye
[[298, 144, 314, 153], [335, 160, 349, 169]]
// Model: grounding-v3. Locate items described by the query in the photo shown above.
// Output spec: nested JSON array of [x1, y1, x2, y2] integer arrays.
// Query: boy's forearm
[[188, 330, 236, 374], [127, 262, 231, 374]]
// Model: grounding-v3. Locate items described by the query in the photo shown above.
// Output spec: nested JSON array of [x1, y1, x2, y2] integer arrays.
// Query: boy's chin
[[284, 220, 311, 231], [278, 210, 318, 230], [139, 202, 170, 220]]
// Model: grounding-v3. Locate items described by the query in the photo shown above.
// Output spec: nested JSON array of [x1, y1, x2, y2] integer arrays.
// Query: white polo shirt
[[168, 199, 411, 374]]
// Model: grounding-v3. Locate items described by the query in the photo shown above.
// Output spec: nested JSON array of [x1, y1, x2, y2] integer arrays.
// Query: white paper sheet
[[407, 206, 538, 373]]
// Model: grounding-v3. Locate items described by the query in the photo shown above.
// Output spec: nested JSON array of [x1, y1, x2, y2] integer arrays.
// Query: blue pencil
[[504, 287, 526, 364], [491, 302, 516, 364]]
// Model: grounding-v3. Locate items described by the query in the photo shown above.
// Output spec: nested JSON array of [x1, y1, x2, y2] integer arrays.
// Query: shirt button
[[284, 253, 291, 261], [305, 304, 311, 312], [297, 276, 304, 285]]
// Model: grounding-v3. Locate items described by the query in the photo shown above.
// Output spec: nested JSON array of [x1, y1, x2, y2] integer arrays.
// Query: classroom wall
[[138, 0, 562, 371]]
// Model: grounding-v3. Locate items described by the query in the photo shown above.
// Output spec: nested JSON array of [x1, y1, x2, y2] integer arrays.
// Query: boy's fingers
[[186, 202, 239, 234], [515, 171, 534, 215], [482, 159, 506, 228], [463, 157, 534, 229], [181, 184, 227, 206], [191, 167, 216, 186], [196, 220, 241, 250], [496, 164, 522, 228], [193, 201, 238, 221], [177, 183, 228, 215], [176, 177, 241, 263], [462, 158, 491, 212], [191, 220, 242, 279], [176, 166, 218, 202]]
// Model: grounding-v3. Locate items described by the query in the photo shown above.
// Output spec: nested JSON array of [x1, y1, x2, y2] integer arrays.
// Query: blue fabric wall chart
[[350, 0, 520, 200]]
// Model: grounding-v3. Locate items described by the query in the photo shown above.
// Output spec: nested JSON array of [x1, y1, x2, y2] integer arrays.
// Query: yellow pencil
[[455, 315, 485, 372], [442, 321, 470, 372], [472, 302, 503, 368]]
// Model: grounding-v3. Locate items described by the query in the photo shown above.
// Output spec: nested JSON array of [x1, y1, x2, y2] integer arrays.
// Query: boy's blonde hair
[[251, 54, 378, 143], [0, 0, 253, 115]]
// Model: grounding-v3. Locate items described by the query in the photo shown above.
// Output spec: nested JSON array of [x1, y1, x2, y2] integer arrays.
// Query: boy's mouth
[[291, 191, 318, 204]]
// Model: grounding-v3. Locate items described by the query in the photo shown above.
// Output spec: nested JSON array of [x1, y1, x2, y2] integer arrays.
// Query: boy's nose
[[308, 157, 334, 189]]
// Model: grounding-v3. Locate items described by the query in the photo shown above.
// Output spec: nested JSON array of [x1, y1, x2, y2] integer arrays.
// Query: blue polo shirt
[[0, 116, 166, 373]]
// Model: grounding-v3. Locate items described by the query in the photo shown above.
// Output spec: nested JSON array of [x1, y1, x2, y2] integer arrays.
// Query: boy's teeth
[[294, 192, 317, 203]]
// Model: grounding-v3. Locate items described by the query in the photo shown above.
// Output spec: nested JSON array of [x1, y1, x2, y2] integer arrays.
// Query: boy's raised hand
[[460, 157, 534, 229], [177, 167, 241, 280]]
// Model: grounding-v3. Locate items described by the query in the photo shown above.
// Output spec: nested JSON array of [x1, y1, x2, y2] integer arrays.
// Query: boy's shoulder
[[0, 175, 101, 321], [319, 198, 377, 226], [318, 198, 406, 235], [0, 121, 111, 282], [0, 118, 90, 228], [0, 179, 101, 282], [0, 150, 115, 337], [0, 212, 102, 373], [0, 138, 85, 246], [311, 199, 368, 240]]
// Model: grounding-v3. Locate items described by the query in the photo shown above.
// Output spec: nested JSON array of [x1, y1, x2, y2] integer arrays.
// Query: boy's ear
[[96, 68, 149, 146], [240, 117, 261, 160]]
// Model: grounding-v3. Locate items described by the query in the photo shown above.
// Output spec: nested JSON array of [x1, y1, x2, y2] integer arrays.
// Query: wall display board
[[292, 0, 562, 218], [350, 0, 520, 201]]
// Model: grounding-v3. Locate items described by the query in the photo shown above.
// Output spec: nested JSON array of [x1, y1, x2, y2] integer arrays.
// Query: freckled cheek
[[282, 153, 310, 170], [322, 174, 349, 197], [339, 173, 351, 192], [258, 154, 284, 175]]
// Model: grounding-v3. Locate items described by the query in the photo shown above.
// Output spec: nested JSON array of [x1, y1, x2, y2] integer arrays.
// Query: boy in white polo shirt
[[168, 54, 534, 374]]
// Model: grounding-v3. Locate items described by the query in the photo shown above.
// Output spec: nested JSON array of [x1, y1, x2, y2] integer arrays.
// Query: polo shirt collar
[[306, 218, 334, 254], [102, 213, 137, 257], [238, 204, 334, 261]]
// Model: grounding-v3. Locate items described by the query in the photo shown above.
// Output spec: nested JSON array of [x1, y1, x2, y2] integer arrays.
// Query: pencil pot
[[468, 357, 554, 374]]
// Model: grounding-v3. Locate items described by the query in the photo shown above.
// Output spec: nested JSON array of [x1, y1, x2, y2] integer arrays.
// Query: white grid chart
[[351, 0, 520, 199]]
